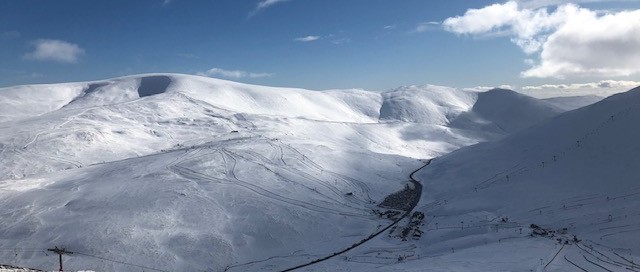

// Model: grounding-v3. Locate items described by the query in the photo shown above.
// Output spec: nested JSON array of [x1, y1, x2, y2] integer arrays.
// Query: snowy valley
[[0, 74, 636, 272]]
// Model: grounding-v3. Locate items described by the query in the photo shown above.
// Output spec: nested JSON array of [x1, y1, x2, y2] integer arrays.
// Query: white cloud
[[515, 0, 625, 9], [472, 84, 515, 91], [518, 80, 640, 98], [443, 1, 640, 79], [249, 0, 289, 17], [24, 39, 84, 63], [294, 36, 320, 42], [521, 8, 640, 78], [412, 21, 441, 33], [443, 2, 564, 53], [331, 38, 351, 45], [522, 80, 640, 90], [294, 35, 351, 44], [524, 58, 536, 66], [198, 68, 273, 79]]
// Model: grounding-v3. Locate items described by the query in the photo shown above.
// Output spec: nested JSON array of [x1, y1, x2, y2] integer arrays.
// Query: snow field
[[0, 74, 612, 271]]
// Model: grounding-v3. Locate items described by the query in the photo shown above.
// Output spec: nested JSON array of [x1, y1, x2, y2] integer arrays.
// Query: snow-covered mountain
[[0, 74, 563, 180], [316, 86, 640, 271], [414, 86, 640, 271], [0, 74, 612, 271]]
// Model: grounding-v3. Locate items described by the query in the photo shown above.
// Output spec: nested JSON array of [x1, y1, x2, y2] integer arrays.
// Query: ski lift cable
[[0, 248, 169, 272], [72, 251, 170, 272]]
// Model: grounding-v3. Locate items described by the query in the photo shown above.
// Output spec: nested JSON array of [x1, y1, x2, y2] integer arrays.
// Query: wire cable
[[0, 248, 169, 272], [72, 251, 170, 272]]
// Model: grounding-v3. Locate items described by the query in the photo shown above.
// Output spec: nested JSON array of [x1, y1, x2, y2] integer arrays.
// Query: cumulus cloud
[[24, 39, 85, 63], [443, 2, 565, 53], [249, 0, 289, 17], [515, 0, 622, 9], [198, 68, 273, 79], [443, 1, 640, 79], [522, 8, 640, 78], [294, 35, 320, 42]]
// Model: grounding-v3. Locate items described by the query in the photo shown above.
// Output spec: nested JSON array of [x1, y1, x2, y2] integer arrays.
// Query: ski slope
[[310, 86, 640, 271], [0, 74, 604, 271]]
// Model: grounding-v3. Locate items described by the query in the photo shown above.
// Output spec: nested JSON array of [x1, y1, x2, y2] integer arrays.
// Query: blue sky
[[1, 0, 639, 92]]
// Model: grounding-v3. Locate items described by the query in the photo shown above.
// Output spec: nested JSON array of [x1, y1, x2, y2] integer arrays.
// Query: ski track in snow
[[168, 147, 369, 217]]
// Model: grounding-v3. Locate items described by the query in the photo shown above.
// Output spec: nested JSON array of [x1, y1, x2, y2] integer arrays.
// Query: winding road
[[278, 159, 432, 272]]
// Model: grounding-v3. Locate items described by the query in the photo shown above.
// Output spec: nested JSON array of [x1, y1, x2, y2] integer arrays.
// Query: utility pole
[[47, 247, 73, 272]]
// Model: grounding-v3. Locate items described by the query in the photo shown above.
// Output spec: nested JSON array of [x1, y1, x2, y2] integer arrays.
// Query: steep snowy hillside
[[0, 74, 580, 271], [311, 86, 640, 271], [450, 88, 564, 135], [543, 95, 603, 111]]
